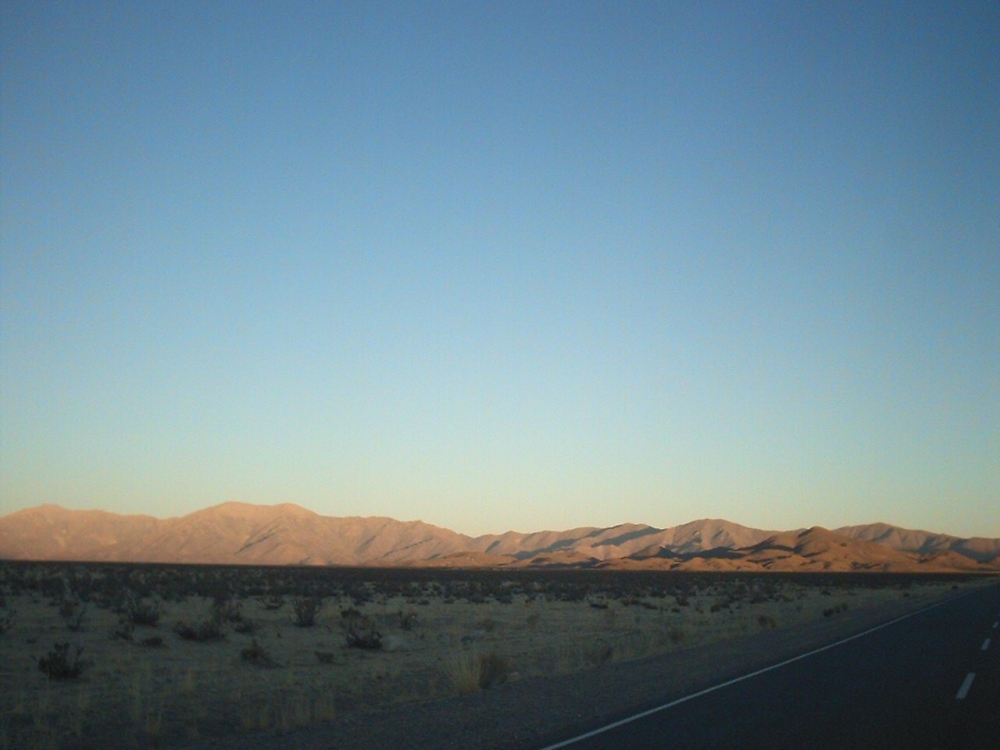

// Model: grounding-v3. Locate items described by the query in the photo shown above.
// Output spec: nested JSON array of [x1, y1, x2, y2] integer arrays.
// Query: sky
[[1, 1, 997, 538]]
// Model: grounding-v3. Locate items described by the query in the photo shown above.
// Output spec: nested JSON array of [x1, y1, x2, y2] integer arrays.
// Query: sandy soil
[[0, 570, 984, 750]]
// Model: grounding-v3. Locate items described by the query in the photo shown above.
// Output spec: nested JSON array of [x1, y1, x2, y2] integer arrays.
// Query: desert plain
[[0, 561, 991, 750]]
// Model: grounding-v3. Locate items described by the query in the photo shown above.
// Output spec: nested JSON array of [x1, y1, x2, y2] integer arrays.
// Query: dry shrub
[[240, 638, 274, 666], [343, 611, 381, 649], [232, 617, 257, 634], [37, 642, 89, 679], [0, 606, 15, 635], [396, 610, 418, 630], [447, 650, 509, 693], [173, 613, 225, 642], [475, 617, 497, 633], [292, 597, 322, 627], [212, 599, 243, 624], [478, 651, 508, 688], [59, 599, 87, 632], [757, 615, 777, 630], [109, 614, 135, 641], [123, 593, 161, 626], [586, 643, 614, 668]]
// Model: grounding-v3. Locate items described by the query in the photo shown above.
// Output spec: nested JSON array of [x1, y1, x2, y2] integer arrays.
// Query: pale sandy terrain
[[0, 568, 984, 750]]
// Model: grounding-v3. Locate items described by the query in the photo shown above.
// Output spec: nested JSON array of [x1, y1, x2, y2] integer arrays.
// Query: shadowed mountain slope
[[598, 527, 998, 573], [835, 522, 1000, 563]]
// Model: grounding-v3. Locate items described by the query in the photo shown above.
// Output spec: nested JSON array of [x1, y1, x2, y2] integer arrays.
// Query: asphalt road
[[538, 581, 1000, 750]]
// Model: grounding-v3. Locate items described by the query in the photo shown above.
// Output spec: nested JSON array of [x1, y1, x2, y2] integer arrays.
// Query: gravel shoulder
[[189, 582, 986, 750]]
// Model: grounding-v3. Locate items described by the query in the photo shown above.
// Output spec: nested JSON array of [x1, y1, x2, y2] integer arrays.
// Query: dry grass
[[0, 570, 981, 749], [446, 649, 509, 693]]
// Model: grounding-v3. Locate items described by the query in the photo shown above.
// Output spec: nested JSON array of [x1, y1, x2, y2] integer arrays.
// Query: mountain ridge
[[1, 503, 997, 572]]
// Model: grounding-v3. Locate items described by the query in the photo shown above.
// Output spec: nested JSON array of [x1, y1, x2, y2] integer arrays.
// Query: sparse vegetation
[[173, 611, 225, 641], [122, 593, 161, 626], [586, 642, 614, 668], [59, 598, 87, 631], [0, 559, 984, 749], [240, 638, 273, 666], [448, 650, 509, 692], [397, 609, 418, 630], [343, 610, 382, 649], [37, 642, 89, 679], [292, 596, 322, 627], [0, 607, 15, 636], [232, 616, 257, 634], [109, 616, 134, 641], [212, 598, 243, 624]]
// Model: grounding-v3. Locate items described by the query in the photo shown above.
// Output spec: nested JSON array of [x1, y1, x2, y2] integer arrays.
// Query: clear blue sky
[[2, 1, 997, 538]]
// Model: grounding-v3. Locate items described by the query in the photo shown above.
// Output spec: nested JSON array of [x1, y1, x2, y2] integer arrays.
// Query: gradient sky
[[1, 1, 997, 538]]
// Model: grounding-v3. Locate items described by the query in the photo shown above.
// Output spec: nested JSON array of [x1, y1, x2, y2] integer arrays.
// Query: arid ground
[[0, 562, 989, 749]]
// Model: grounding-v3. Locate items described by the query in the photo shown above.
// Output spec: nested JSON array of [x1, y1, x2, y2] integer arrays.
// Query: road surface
[[537, 581, 1000, 750]]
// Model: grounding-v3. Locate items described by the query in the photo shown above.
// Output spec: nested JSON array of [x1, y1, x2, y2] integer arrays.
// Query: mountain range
[[1, 502, 998, 573]]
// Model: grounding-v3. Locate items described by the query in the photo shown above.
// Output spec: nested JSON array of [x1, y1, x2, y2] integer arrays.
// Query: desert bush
[[397, 609, 418, 630], [212, 599, 243, 624], [478, 651, 508, 688], [258, 595, 285, 610], [240, 638, 274, 666], [232, 617, 257, 634], [823, 603, 848, 618], [37, 642, 89, 679], [292, 596, 322, 627], [343, 611, 381, 649], [140, 635, 165, 648], [173, 613, 225, 642], [0, 607, 15, 635], [757, 615, 777, 630], [668, 627, 685, 643], [109, 615, 135, 641], [315, 650, 336, 664], [447, 650, 509, 693], [123, 594, 161, 626], [475, 616, 497, 633], [586, 643, 614, 668], [59, 598, 87, 631]]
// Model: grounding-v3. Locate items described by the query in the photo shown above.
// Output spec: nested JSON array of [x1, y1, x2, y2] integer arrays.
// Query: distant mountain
[[469, 519, 778, 561], [0, 503, 997, 572], [835, 523, 1000, 563], [600, 527, 996, 573], [0, 503, 473, 566]]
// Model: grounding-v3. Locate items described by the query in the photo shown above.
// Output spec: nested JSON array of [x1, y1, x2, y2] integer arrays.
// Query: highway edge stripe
[[537, 587, 983, 750], [955, 672, 975, 700]]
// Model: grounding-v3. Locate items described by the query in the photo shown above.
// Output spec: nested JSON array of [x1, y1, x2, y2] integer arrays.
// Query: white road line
[[536, 594, 966, 750], [955, 673, 975, 700], [982, 638, 991, 651]]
